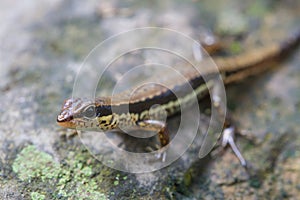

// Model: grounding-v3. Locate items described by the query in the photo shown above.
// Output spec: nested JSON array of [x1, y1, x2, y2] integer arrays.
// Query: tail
[[279, 28, 300, 56]]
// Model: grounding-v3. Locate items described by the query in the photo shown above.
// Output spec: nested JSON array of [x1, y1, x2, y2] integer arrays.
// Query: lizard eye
[[83, 105, 96, 119]]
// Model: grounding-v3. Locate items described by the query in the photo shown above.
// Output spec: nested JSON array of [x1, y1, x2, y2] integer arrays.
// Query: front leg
[[136, 119, 170, 162], [136, 119, 170, 148]]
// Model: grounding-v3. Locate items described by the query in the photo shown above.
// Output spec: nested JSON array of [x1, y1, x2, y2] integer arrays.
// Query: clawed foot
[[222, 126, 247, 167], [155, 150, 167, 162], [145, 145, 167, 162]]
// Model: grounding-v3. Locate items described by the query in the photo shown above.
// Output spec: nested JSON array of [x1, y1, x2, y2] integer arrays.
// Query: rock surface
[[0, 0, 300, 199]]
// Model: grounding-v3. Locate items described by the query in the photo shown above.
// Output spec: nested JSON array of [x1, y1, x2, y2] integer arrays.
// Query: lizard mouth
[[56, 115, 76, 129]]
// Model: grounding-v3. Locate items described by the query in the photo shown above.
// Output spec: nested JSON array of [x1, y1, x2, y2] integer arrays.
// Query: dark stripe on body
[[96, 73, 217, 117]]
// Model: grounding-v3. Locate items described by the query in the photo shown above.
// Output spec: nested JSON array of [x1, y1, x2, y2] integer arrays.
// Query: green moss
[[183, 170, 192, 187], [12, 145, 109, 200], [229, 42, 242, 54], [12, 145, 60, 181], [113, 180, 119, 186], [31, 192, 45, 200], [56, 149, 110, 199]]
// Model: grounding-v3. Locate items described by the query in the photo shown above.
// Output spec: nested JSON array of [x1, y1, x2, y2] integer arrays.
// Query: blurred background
[[0, 0, 300, 199]]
